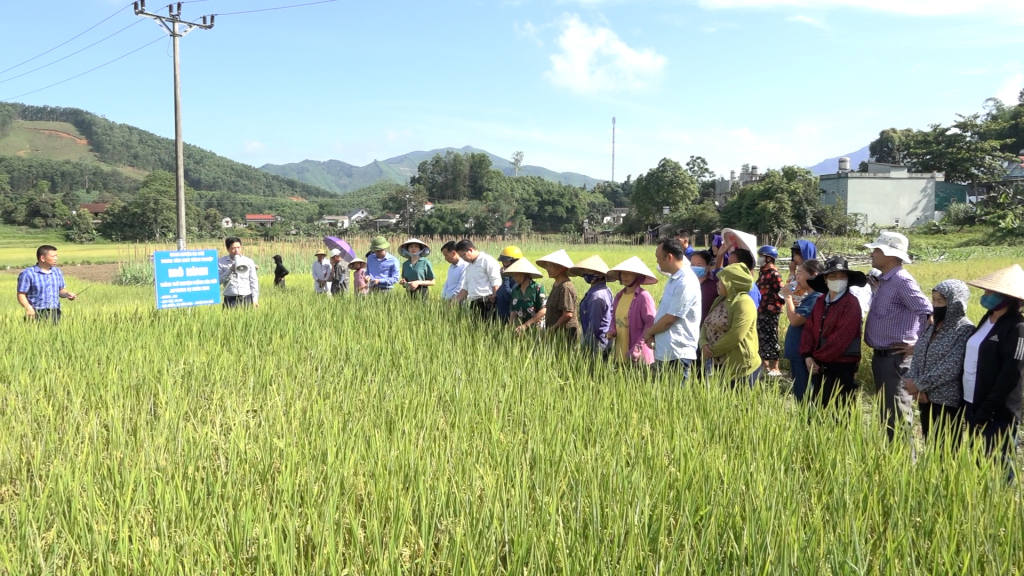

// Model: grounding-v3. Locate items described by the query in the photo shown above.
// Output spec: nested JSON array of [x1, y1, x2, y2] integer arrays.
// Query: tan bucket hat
[[536, 249, 574, 272], [569, 255, 610, 277], [315, 248, 327, 256], [606, 256, 658, 285], [968, 264, 1024, 301], [721, 228, 758, 256], [502, 258, 543, 279]]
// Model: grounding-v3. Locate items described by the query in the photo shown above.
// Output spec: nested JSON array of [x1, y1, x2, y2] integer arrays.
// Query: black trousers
[[32, 308, 62, 323], [919, 402, 965, 448], [223, 295, 253, 309], [810, 362, 859, 410], [470, 299, 496, 321], [965, 403, 1019, 483]]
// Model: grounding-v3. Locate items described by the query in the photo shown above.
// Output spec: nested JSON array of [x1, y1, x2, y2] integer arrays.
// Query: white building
[[221, 216, 233, 228], [603, 207, 629, 226], [346, 209, 371, 224], [320, 215, 350, 228]]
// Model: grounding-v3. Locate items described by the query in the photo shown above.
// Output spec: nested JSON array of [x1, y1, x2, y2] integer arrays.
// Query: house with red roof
[[244, 214, 281, 228]]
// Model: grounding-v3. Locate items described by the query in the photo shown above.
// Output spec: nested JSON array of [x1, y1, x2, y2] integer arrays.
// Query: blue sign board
[[153, 250, 221, 309]]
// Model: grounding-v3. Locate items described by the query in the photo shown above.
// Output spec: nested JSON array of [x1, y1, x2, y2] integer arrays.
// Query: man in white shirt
[[312, 249, 331, 294], [218, 236, 259, 309], [643, 238, 701, 384], [454, 239, 502, 320], [440, 240, 469, 301]]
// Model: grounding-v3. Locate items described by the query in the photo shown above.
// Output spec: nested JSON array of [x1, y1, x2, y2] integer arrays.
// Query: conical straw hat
[[536, 249, 574, 271], [399, 238, 431, 257], [348, 256, 366, 269], [968, 264, 1024, 301], [502, 258, 543, 279], [722, 228, 758, 256], [569, 255, 610, 277], [606, 256, 658, 285]]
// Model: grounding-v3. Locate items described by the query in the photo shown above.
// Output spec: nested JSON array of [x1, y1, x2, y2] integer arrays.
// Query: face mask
[[827, 279, 848, 293], [757, 257, 766, 267], [656, 264, 671, 277], [980, 293, 1006, 310], [583, 274, 597, 284], [932, 306, 948, 323], [693, 267, 706, 278]]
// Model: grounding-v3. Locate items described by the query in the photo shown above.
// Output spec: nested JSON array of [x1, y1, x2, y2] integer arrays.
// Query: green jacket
[[699, 264, 760, 377]]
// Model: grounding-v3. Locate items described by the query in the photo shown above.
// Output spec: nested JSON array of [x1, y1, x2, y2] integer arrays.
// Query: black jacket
[[968, 310, 1024, 422]]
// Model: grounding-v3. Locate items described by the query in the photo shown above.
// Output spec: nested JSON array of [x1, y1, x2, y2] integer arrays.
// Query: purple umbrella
[[323, 236, 355, 262]]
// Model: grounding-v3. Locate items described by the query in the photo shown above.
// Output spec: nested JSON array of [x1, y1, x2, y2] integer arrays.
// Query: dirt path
[[2, 263, 119, 284], [24, 128, 89, 146]]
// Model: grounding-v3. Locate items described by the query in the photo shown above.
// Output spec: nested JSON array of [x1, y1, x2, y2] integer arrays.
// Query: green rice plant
[[0, 248, 1021, 573]]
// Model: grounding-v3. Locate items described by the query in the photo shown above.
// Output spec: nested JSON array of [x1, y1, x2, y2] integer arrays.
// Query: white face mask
[[827, 278, 848, 293], [757, 257, 766, 267], [656, 264, 671, 277]]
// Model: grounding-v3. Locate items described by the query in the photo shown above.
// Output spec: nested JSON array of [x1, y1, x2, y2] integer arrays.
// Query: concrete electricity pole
[[134, 1, 213, 250]]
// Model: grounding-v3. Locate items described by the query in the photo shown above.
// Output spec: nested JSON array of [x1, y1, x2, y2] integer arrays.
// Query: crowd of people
[[15, 229, 1024, 479]]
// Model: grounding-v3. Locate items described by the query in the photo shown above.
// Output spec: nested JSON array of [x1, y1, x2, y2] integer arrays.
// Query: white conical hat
[[347, 256, 366, 268], [502, 258, 543, 279], [606, 256, 658, 285], [969, 264, 1024, 301], [399, 238, 431, 257], [536, 249, 574, 271], [721, 228, 758, 256], [569, 255, 610, 277]]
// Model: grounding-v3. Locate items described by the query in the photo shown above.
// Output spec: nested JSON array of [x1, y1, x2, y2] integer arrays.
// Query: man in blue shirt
[[675, 230, 695, 261], [643, 238, 702, 384], [17, 245, 77, 323], [365, 236, 400, 291], [440, 241, 469, 301]]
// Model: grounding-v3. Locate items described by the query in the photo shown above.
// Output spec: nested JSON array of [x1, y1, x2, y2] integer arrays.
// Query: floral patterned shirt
[[757, 264, 784, 315], [510, 281, 547, 327]]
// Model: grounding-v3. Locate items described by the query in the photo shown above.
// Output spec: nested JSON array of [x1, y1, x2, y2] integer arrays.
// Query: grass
[[0, 120, 96, 162], [1, 239, 1022, 572]]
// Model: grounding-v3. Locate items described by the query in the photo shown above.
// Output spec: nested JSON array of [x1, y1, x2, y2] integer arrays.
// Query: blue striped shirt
[[17, 266, 66, 310]]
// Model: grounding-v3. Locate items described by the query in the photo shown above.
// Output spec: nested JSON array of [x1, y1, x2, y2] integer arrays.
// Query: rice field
[[1, 239, 1023, 573]]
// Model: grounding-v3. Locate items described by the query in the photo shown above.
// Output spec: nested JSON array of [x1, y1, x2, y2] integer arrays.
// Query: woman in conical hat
[[348, 256, 369, 296], [962, 264, 1024, 480], [504, 258, 547, 334], [537, 250, 579, 341], [606, 256, 658, 365], [571, 255, 613, 355], [398, 238, 434, 299]]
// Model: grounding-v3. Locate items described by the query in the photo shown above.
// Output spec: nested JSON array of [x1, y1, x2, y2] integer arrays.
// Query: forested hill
[[0, 103, 335, 199], [261, 146, 603, 193]]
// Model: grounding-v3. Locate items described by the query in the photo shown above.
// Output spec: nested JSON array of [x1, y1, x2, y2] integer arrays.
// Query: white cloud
[[514, 20, 545, 47], [244, 141, 266, 153], [544, 14, 667, 94], [699, 0, 1017, 16], [787, 14, 827, 29], [995, 73, 1024, 105]]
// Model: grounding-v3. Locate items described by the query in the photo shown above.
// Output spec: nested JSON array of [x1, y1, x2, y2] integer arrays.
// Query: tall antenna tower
[[611, 117, 616, 183]]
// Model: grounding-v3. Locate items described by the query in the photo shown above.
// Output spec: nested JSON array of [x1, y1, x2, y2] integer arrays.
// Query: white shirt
[[962, 319, 996, 403], [312, 258, 332, 292], [442, 259, 469, 300], [654, 266, 702, 361], [460, 252, 502, 301], [218, 255, 259, 303]]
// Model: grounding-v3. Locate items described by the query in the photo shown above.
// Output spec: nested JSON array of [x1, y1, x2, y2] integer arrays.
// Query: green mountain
[[260, 146, 603, 193], [0, 103, 336, 200]]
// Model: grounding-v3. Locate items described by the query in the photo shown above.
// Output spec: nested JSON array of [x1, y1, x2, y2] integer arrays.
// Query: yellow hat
[[499, 245, 524, 262]]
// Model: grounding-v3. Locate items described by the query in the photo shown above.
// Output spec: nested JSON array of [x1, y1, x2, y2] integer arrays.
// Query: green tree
[[907, 113, 1016, 188], [685, 155, 717, 199], [628, 158, 698, 228], [672, 200, 720, 236], [720, 166, 820, 235], [868, 128, 916, 164], [64, 210, 97, 243]]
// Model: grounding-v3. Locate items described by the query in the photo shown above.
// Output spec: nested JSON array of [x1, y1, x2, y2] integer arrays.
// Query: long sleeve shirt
[[366, 252, 400, 290], [864, 266, 932, 349], [496, 275, 516, 321], [580, 282, 614, 352], [218, 255, 259, 303], [312, 259, 332, 292], [800, 291, 862, 364], [441, 259, 468, 300]]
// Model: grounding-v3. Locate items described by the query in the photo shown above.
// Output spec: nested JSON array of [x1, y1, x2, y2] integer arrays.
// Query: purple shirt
[[864, 265, 932, 349], [580, 282, 614, 351]]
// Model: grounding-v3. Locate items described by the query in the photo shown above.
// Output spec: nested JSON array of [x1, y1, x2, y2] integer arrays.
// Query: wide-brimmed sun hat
[[864, 231, 911, 264], [348, 256, 366, 269], [721, 228, 758, 256], [569, 255, 610, 277], [606, 256, 658, 286], [536, 249, 574, 272], [369, 236, 390, 251], [502, 258, 543, 279], [968, 264, 1024, 301], [399, 238, 431, 258], [808, 255, 869, 294], [315, 249, 327, 256]]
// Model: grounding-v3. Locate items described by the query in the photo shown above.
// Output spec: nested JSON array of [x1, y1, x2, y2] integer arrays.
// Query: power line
[[1, 37, 164, 102], [214, 0, 338, 17], [0, 3, 134, 77], [0, 20, 144, 86]]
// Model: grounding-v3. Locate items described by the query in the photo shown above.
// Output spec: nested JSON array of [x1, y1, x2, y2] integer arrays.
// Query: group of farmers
[[15, 230, 1024, 479]]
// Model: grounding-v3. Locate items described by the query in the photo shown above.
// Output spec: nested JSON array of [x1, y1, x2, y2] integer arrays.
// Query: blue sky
[[2, 0, 1022, 182]]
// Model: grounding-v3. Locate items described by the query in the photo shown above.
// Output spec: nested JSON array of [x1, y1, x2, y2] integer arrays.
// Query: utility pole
[[134, 1, 213, 250], [611, 117, 616, 183]]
